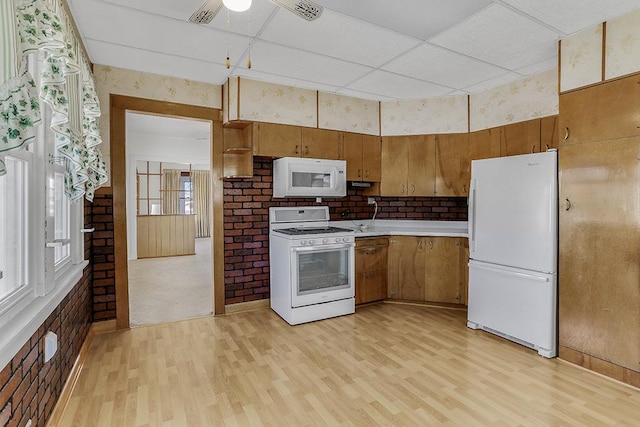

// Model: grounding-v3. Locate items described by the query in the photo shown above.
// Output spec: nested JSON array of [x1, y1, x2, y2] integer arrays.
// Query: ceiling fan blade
[[269, 0, 323, 21], [189, 0, 223, 24]]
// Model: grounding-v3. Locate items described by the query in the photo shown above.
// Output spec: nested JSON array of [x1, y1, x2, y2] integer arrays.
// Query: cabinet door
[[301, 128, 341, 159], [425, 238, 464, 304], [559, 74, 640, 146], [355, 239, 388, 304], [501, 119, 541, 156], [540, 115, 559, 151], [407, 135, 436, 196], [559, 137, 640, 371], [380, 136, 409, 196], [362, 135, 381, 182], [435, 133, 470, 196], [469, 127, 501, 161], [253, 122, 301, 157], [387, 236, 425, 300], [343, 132, 364, 181]]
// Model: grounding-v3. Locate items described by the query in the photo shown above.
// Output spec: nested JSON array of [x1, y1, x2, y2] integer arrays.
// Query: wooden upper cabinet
[[469, 127, 501, 162], [380, 135, 435, 196], [501, 119, 541, 156], [435, 133, 469, 196], [253, 122, 302, 157], [342, 133, 381, 181], [301, 128, 341, 159], [540, 115, 559, 151], [362, 135, 381, 181], [559, 74, 640, 146], [380, 136, 409, 196]]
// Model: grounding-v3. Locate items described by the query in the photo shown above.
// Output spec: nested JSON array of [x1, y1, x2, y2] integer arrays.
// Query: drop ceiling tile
[[347, 70, 452, 99], [382, 43, 509, 89], [429, 4, 560, 70], [515, 57, 558, 76], [92, 0, 204, 20], [247, 40, 372, 87], [461, 71, 523, 93], [86, 40, 230, 84], [259, 9, 421, 67], [315, 0, 491, 40], [335, 88, 395, 102], [501, 0, 640, 35]]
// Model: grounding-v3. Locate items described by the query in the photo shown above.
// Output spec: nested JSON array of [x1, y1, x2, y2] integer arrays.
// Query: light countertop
[[331, 220, 468, 238]]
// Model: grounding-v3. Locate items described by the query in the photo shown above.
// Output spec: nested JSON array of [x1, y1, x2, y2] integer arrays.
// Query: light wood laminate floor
[[58, 303, 640, 426]]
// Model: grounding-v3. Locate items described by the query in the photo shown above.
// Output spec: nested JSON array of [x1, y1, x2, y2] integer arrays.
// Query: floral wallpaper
[[317, 93, 379, 136], [560, 24, 603, 92], [93, 65, 222, 185], [237, 77, 317, 127], [605, 8, 640, 80], [381, 95, 468, 136], [469, 69, 558, 132]]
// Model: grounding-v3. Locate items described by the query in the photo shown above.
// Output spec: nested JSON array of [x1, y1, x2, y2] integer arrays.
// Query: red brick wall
[[0, 201, 94, 427], [91, 192, 116, 321], [223, 157, 468, 304]]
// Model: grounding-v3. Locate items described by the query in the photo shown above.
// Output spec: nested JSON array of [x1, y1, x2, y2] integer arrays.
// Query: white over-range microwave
[[273, 157, 347, 198]]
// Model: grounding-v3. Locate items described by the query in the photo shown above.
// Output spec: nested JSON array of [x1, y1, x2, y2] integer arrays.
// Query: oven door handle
[[291, 243, 354, 252]]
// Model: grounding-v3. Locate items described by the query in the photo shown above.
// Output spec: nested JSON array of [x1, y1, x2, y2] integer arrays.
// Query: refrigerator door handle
[[469, 262, 550, 282], [469, 179, 477, 253]]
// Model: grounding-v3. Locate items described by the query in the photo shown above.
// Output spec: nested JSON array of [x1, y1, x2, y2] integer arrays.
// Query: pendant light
[[222, 0, 251, 12]]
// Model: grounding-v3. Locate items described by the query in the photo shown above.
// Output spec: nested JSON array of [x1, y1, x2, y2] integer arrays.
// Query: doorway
[[126, 112, 213, 326], [110, 95, 225, 330]]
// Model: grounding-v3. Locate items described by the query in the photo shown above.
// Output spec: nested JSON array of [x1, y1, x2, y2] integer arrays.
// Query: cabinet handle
[[564, 127, 569, 140], [417, 240, 423, 249], [358, 168, 362, 178], [295, 145, 299, 155], [429, 240, 433, 250], [411, 184, 416, 194], [365, 169, 369, 178], [545, 144, 550, 151], [565, 198, 572, 211], [304, 145, 309, 156], [401, 184, 405, 194], [531, 145, 536, 153]]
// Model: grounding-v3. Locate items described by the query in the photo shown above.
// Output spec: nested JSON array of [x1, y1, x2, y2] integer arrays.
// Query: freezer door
[[467, 260, 557, 357], [468, 151, 557, 273]]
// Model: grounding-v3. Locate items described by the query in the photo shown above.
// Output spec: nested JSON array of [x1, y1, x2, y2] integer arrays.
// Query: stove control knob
[[301, 240, 307, 246], [322, 238, 328, 244], [335, 237, 341, 243], [308, 239, 315, 245]]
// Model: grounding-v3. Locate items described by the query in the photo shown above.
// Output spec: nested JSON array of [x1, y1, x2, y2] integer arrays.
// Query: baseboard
[[225, 299, 270, 314], [92, 319, 116, 334], [45, 321, 104, 426], [559, 345, 640, 389]]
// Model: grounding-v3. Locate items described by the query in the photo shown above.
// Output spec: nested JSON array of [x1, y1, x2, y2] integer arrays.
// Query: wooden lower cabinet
[[559, 137, 640, 373], [355, 238, 388, 304], [387, 236, 467, 304]]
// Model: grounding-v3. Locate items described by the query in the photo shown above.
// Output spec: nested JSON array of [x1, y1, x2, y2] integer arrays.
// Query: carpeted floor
[[128, 237, 213, 326]]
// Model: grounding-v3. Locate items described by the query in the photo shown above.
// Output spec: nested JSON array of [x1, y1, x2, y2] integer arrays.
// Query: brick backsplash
[[223, 157, 468, 304], [0, 201, 94, 427], [91, 192, 116, 321]]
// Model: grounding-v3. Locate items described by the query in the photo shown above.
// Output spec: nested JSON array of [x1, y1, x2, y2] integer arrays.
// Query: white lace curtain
[[192, 170, 210, 238], [0, 0, 107, 201], [162, 169, 181, 215]]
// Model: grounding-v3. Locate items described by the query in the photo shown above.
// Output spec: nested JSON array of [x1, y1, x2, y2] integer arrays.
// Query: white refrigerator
[[467, 150, 557, 358]]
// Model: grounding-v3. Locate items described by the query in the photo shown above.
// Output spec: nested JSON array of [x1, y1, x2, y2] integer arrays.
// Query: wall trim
[[225, 299, 270, 314]]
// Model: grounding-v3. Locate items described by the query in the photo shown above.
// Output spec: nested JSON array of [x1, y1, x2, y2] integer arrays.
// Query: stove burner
[[275, 226, 353, 236]]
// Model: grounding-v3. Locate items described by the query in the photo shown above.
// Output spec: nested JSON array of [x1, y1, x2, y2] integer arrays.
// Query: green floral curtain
[[0, 0, 108, 201], [0, 0, 40, 175]]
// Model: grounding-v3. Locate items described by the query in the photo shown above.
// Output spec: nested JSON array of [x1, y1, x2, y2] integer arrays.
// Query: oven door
[[290, 243, 354, 308]]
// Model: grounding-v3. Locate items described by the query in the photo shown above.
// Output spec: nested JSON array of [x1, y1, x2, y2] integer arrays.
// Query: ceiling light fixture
[[222, 0, 251, 12]]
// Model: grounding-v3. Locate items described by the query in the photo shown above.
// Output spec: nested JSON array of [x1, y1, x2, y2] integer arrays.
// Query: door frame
[[110, 94, 225, 329]]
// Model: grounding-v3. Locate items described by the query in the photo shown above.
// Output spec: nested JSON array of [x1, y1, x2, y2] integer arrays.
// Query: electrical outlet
[[367, 197, 375, 205]]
